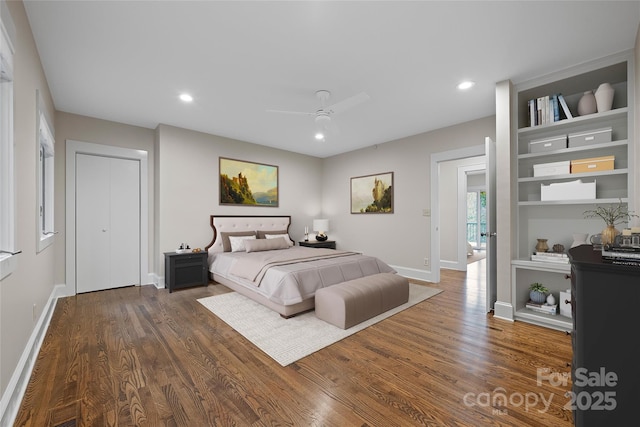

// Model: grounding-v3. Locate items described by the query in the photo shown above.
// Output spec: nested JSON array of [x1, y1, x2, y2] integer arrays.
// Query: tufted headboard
[[204, 215, 292, 254]]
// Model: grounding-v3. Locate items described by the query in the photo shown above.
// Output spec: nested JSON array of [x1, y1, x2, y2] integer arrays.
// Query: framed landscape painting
[[219, 157, 279, 206], [350, 172, 393, 214]]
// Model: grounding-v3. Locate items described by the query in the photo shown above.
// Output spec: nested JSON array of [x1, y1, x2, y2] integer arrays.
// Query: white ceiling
[[23, 1, 640, 158]]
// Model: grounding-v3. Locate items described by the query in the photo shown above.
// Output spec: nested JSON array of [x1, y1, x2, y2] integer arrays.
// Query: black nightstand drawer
[[299, 240, 336, 249], [164, 251, 208, 292]]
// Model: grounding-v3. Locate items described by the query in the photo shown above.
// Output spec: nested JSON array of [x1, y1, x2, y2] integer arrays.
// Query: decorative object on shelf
[[535, 238, 549, 252], [583, 200, 639, 246], [601, 225, 620, 246], [191, 247, 202, 253], [571, 233, 589, 248], [304, 226, 309, 242], [594, 82, 615, 112], [529, 282, 549, 304], [546, 293, 556, 305], [577, 90, 597, 116], [552, 243, 565, 253], [313, 219, 329, 241]]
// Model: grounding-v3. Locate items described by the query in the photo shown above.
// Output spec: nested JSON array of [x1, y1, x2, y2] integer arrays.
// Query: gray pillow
[[220, 231, 256, 252], [244, 237, 290, 253]]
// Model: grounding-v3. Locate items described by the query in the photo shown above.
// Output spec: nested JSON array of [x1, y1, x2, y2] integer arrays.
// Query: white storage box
[[529, 135, 567, 153], [540, 179, 596, 201], [560, 289, 572, 318], [533, 160, 570, 177], [568, 127, 612, 148]]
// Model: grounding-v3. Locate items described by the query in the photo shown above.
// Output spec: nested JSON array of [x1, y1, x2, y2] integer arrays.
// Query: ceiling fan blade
[[266, 109, 314, 116], [326, 92, 370, 114]]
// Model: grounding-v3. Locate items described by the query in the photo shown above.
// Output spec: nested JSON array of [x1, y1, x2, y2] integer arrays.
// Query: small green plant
[[529, 282, 549, 293]]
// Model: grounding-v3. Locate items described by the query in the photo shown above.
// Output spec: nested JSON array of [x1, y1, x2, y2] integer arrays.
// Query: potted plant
[[529, 282, 548, 304], [583, 200, 638, 245]]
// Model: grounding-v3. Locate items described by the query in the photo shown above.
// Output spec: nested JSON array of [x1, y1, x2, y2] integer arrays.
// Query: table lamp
[[313, 219, 329, 242]]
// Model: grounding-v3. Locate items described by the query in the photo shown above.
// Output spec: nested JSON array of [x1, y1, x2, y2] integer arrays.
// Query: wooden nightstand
[[164, 251, 209, 292], [299, 240, 336, 250]]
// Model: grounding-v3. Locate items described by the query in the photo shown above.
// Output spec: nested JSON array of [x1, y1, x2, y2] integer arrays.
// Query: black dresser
[[568, 245, 640, 426]]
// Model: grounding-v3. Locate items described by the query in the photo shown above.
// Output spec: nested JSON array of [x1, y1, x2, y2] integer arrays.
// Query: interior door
[[76, 153, 140, 293], [484, 137, 497, 312]]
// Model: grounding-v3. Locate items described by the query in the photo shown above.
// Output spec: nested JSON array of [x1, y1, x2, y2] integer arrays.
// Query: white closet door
[[109, 157, 140, 287], [76, 154, 140, 293]]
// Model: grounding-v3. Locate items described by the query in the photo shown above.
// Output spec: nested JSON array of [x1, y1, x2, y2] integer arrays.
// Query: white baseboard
[[439, 259, 465, 271], [493, 301, 514, 322], [391, 265, 436, 283], [0, 284, 62, 427], [150, 273, 165, 289]]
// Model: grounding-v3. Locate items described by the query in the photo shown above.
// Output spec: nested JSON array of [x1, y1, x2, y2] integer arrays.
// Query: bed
[[204, 215, 396, 317]]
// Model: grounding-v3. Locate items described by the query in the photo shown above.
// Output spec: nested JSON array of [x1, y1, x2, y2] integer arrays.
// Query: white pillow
[[265, 233, 293, 246], [229, 235, 256, 252], [244, 237, 290, 253]]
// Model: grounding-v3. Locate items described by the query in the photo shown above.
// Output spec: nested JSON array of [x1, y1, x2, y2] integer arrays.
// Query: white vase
[[577, 90, 597, 116], [546, 293, 556, 305], [571, 233, 589, 248], [595, 83, 615, 112]]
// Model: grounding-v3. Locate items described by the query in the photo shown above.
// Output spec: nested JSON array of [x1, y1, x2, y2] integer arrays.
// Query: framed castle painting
[[350, 172, 393, 214], [219, 157, 279, 206]]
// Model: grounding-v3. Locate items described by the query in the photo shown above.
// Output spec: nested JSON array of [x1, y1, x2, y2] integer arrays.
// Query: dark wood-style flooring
[[14, 260, 573, 426]]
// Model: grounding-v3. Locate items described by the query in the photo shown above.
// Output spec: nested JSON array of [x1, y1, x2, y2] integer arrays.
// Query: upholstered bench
[[314, 272, 410, 329]]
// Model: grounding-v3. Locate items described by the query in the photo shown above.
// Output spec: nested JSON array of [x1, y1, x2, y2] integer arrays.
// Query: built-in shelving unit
[[511, 55, 634, 330]]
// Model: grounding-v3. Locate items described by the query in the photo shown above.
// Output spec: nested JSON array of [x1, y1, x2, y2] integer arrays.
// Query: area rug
[[467, 250, 487, 264], [197, 283, 442, 366]]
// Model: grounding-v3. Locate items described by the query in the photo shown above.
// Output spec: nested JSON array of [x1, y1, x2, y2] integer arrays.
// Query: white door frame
[[430, 144, 485, 283], [65, 140, 149, 295]]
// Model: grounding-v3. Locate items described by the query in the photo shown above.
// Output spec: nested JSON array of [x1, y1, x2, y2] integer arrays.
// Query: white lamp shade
[[313, 219, 329, 233]]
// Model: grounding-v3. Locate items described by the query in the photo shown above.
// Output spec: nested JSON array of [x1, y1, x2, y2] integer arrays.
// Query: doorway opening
[[430, 141, 496, 314]]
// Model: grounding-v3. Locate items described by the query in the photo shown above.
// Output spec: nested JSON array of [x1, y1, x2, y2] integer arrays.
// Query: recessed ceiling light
[[457, 81, 476, 90], [315, 132, 325, 141], [179, 93, 193, 102]]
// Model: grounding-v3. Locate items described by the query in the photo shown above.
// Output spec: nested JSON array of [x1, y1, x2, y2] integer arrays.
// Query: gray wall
[[1, 0, 55, 395], [155, 124, 324, 280], [54, 112, 156, 286], [322, 116, 495, 279]]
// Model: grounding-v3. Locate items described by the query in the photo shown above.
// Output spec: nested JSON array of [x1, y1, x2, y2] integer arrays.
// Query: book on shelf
[[533, 251, 567, 257], [531, 253, 569, 263], [529, 99, 536, 127], [551, 94, 560, 122], [602, 258, 640, 267], [526, 301, 558, 315], [527, 94, 564, 127], [557, 94, 573, 119], [601, 248, 640, 260], [603, 244, 640, 253]]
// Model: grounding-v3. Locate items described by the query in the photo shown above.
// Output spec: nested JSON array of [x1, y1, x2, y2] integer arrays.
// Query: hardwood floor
[[14, 261, 573, 426]]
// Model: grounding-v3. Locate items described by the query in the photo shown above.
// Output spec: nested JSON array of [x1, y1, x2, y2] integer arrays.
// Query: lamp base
[[315, 233, 328, 242]]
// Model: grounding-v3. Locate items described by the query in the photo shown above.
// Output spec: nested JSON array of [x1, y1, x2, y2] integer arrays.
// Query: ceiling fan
[[266, 90, 370, 140]]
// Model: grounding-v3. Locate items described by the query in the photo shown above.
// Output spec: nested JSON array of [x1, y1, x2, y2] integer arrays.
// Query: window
[[0, 11, 16, 279], [37, 97, 55, 252]]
